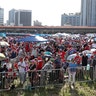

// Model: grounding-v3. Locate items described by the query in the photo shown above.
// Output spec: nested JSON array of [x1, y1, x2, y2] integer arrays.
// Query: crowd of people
[[0, 34, 96, 89]]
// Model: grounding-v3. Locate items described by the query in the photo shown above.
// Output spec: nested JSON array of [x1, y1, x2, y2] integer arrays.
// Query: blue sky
[[0, 0, 81, 26]]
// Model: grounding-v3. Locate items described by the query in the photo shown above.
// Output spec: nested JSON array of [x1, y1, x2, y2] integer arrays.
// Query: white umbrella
[[67, 53, 92, 61], [82, 50, 92, 54], [90, 49, 96, 53], [67, 54, 76, 61], [0, 41, 10, 46], [0, 53, 6, 61]]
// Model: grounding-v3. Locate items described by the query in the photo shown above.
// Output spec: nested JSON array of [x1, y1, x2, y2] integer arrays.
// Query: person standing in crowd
[[31, 46, 38, 58], [88, 55, 94, 80], [73, 52, 82, 80], [54, 55, 62, 81], [24, 57, 29, 72], [74, 52, 81, 66], [68, 59, 77, 87], [28, 59, 36, 87], [4, 58, 12, 70], [18, 57, 26, 85], [0, 61, 2, 89], [54, 55, 62, 69], [58, 49, 66, 63], [1, 64, 8, 88], [4, 58, 13, 88], [82, 53, 88, 67], [18, 47, 24, 57], [92, 53, 96, 79], [41, 60, 54, 85], [24, 42, 30, 55], [81, 52, 88, 79], [92, 51, 96, 69], [24, 57, 29, 81], [36, 54, 43, 70], [9, 49, 17, 59]]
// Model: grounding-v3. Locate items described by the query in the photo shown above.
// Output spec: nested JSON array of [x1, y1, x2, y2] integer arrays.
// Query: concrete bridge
[[0, 26, 96, 34]]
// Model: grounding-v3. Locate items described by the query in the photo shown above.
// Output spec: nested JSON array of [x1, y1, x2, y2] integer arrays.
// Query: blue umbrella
[[17, 36, 48, 42]]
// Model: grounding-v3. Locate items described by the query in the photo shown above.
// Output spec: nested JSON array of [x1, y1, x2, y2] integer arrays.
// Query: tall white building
[[0, 8, 4, 25], [81, 0, 96, 26]]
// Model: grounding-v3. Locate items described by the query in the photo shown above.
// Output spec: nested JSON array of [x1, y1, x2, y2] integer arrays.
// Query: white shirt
[[31, 48, 37, 57], [18, 49, 23, 56], [18, 61, 26, 73], [7, 62, 12, 69]]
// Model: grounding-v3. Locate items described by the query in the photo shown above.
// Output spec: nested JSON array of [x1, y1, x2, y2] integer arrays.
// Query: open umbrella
[[82, 50, 92, 54], [0, 41, 10, 46], [67, 53, 92, 61], [44, 51, 52, 57], [0, 53, 6, 61], [90, 49, 96, 53], [67, 54, 76, 61]]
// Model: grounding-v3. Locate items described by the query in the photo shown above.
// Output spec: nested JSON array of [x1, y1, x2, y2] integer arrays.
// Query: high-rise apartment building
[[9, 9, 17, 26], [81, 0, 96, 26], [15, 10, 32, 26], [61, 13, 80, 26], [0, 8, 4, 25]]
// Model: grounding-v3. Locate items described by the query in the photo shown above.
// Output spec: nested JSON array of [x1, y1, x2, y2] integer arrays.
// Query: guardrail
[[0, 66, 95, 91]]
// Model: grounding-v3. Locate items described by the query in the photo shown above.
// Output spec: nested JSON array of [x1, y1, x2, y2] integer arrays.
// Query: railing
[[0, 66, 95, 91]]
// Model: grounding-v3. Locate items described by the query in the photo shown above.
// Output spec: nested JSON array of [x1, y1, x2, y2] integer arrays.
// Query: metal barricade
[[0, 66, 95, 91], [0, 71, 18, 91], [24, 68, 65, 90], [71, 66, 94, 82]]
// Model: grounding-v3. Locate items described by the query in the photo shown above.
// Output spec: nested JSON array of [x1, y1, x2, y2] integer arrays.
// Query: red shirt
[[84, 46, 90, 50], [14, 63, 18, 69], [25, 43, 30, 52], [58, 51, 66, 62], [36, 57, 43, 70], [74, 55, 81, 64]]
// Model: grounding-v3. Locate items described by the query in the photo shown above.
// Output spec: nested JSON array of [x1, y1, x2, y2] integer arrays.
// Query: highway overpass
[[0, 26, 96, 34]]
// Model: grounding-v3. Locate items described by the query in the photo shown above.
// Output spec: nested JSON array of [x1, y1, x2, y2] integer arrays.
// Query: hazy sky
[[0, 0, 81, 26]]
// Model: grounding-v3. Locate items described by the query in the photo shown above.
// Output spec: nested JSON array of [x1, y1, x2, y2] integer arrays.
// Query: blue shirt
[[68, 63, 77, 72]]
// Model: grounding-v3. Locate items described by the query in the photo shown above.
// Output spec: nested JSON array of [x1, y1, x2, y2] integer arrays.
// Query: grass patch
[[0, 81, 96, 96]]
